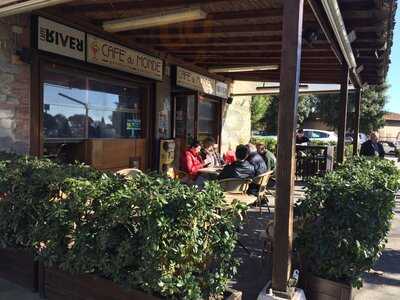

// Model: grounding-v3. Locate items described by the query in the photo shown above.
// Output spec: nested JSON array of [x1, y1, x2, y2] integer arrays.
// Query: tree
[[250, 95, 270, 130], [260, 94, 318, 134], [315, 85, 387, 133], [250, 84, 387, 135]]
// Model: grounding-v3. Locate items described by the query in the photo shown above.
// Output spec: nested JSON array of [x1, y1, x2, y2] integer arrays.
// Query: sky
[[386, 9, 400, 113]]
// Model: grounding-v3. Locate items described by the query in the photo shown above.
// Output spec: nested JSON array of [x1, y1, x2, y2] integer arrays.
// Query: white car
[[303, 129, 338, 143]]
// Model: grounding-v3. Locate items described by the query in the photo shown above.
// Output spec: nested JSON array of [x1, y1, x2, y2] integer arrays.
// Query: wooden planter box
[[0, 248, 38, 292], [304, 274, 353, 300], [43, 267, 242, 300], [43, 267, 160, 300]]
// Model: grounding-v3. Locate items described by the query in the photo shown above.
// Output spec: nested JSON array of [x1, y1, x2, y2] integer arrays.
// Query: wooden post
[[272, 0, 304, 296], [353, 88, 362, 156], [337, 68, 349, 164]]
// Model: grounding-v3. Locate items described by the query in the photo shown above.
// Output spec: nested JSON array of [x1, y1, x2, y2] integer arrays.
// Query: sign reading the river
[[87, 35, 163, 81], [38, 17, 85, 61]]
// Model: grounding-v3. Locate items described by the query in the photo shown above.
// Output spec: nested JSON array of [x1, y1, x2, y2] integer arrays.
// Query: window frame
[[40, 58, 152, 144], [32, 53, 155, 156]]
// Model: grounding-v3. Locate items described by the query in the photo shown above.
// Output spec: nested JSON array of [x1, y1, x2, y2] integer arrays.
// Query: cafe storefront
[[172, 66, 229, 164], [32, 16, 162, 171], [28, 16, 230, 172]]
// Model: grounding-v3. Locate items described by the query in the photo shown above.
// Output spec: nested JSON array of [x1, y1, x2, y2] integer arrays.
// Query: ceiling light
[[103, 8, 207, 33], [208, 65, 279, 73], [0, 0, 73, 17]]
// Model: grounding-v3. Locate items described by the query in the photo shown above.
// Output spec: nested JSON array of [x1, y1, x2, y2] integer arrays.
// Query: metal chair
[[174, 169, 192, 184], [218, 178, 255, 255], [218, 178, 256, 206], [116, 168, 143, 178], [252, 170, 274, 213]]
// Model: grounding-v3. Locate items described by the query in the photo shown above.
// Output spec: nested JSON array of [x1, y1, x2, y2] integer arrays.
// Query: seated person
[[180, 140, 205, 179], [201, 137, 224, 168], [256, 143, 276, 171], [296, 128, 310, 144], [246, 143, 267, 176], [218, 145, 255, 180], [223, 149, 236, 165]]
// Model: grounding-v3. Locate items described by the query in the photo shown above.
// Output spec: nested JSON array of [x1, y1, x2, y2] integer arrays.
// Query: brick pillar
[[0, 15, 31, 154]]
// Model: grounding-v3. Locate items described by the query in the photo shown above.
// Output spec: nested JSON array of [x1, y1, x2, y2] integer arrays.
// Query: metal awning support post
[[337, 68, 349, 164], [353, 88, 362, 156], [272, 0, 304, 298]]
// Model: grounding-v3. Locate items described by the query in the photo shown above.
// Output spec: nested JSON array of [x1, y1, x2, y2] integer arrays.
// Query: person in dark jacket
[[246, 143, 267, 176], [218, 145, 255, 180], [296, 128, 310, 144], [360, 132, 385, 158]]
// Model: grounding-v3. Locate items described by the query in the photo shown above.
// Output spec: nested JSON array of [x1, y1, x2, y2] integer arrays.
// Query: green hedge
[[0, 153, 245, 299], [250, 137, 277, 154], [295, 157, 400, 288]]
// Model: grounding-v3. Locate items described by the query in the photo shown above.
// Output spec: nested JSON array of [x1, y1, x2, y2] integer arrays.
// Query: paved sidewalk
[[354, 196, 400, 299], [0, 279, 39, 300]]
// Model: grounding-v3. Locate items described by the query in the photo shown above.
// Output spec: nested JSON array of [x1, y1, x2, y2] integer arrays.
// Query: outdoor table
[[198, 167, 222, 180]]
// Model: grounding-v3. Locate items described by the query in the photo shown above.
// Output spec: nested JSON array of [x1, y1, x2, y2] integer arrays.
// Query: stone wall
[[220, 81, 255, 153], [0, 15, 30, 154]]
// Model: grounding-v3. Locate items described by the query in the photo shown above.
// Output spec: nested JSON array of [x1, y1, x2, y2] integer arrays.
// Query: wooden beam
[[173, 51, 334, 58], [61, 0, 225, 13], [127, 23, 284, 35], [353, 88, 362, 155], [157, 44, 328, 52], [130, 31, 379, 46], [337, 68, 350, 164], [272, 0, 304, 296], [192, 57, 339, 64], [132, 35, 284, 46]]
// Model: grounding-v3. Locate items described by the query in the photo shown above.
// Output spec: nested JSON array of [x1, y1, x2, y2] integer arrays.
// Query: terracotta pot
[[0, 248, 38, 292], [304, 274, 353, 300]]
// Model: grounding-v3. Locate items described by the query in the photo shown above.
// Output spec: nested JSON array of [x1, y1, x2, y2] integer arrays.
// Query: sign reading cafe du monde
[[37, 17, 85, 61], [87, 35, 163, 81]]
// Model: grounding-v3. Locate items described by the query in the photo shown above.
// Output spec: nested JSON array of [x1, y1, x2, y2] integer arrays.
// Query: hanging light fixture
[[103, 7, 207, 32], [0, 0, 73, 17], [208, 65, 279, 73]]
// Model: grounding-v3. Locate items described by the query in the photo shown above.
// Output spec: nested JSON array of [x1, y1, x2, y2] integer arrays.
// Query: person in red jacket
[[181, 140, 205, 179]]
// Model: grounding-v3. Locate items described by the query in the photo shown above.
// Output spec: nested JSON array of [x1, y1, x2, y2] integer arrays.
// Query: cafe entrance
[[172, 66, 227, 168]]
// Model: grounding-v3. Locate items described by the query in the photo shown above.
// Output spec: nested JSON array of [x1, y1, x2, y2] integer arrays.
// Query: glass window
[[309, 131, 329, 138], [198, 98, 218, 142], [175, 94, 195, 143], [42, 64, 147, 140]]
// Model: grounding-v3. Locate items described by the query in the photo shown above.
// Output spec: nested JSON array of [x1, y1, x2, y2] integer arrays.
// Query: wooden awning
[[3, 1, 395, 85]]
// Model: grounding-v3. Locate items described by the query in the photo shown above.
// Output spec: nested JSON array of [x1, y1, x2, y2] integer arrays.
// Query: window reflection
[[198, 98, 218, 142], [42, 64, 146, 140]]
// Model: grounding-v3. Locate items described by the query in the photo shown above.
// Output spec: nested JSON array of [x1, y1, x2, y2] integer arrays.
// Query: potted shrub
[[0, 153, 245, 299], [295, 157, 400, 300], [0, 153, 102, 292], [41, 173, 245, 300]]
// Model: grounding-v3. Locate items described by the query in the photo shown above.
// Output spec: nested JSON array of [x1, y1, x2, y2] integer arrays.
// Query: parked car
[[380, 141, 397, 155], [303, 129, 338, 143], [345, 133, 353, 144], [252, 130, 277, 141], [345, 133, 368, 145]]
